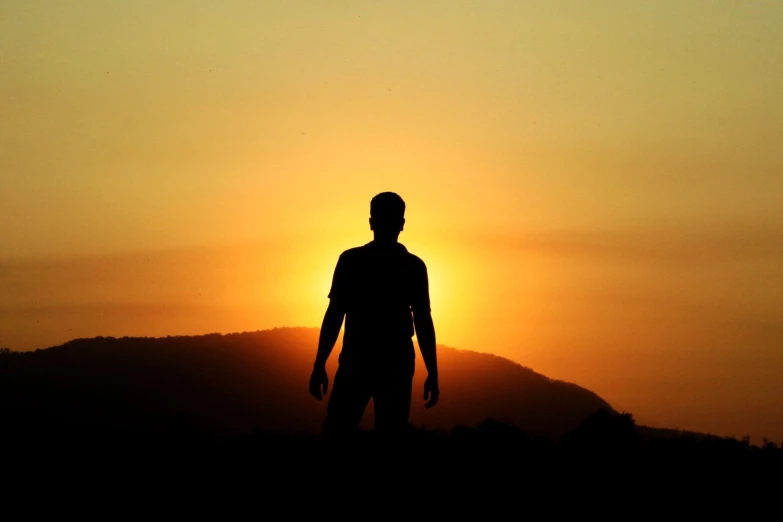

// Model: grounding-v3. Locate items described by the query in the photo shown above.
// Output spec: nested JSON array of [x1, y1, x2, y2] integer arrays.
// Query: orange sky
[[2, 1, 782, 441]]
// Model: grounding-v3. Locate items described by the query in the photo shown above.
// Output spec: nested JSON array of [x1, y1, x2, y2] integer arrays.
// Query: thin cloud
[[459, 224, 783, 263]]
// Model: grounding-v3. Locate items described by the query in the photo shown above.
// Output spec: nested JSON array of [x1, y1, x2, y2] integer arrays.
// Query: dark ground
[[4, 411, 781, 515]]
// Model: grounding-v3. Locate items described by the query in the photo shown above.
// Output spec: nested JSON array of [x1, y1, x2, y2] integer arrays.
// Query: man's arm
[[310, 253, 349, 401], [412, 259, 439, 408], [314, 301, 345, 368], [413, 309, 439, 408], [309, 301, 345, 401], [413, 310, 437, 377]]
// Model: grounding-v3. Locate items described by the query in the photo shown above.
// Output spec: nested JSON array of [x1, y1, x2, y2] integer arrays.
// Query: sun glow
[[263, 229, 472, 345]]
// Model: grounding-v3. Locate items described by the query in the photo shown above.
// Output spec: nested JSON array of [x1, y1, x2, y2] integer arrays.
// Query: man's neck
[[371, 235, 399, 245]]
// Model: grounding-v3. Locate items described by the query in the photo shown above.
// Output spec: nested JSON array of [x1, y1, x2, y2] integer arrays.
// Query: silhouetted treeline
[[3, 409, 780, 507]]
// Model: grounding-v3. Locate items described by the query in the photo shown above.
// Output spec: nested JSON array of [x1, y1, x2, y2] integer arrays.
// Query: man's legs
[[323, 362, 372, 436], [372, 350, 415, 434]]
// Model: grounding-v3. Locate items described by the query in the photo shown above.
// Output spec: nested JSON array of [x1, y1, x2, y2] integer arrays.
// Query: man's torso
[[329, 242, 428, 364]]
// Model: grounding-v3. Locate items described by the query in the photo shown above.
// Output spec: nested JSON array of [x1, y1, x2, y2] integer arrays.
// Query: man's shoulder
[[338, 244, 370, 260], [387, 242, 425, 267], [337, 243, 427, 269], [405, 251, 427, 270]]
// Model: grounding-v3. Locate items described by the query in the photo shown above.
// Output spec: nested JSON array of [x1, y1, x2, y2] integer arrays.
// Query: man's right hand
[[309, 364, 329, 401]]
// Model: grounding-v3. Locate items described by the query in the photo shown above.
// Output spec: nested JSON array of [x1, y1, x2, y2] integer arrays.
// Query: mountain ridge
[[1, 326, 617, 438]]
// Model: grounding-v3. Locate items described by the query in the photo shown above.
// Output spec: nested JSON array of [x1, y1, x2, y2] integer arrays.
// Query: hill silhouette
[[0, 327, 613, 439], [3, 327, 781, 509]]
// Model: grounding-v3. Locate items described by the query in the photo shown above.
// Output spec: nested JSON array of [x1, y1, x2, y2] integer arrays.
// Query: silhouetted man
[[309, 192, 439, 435]]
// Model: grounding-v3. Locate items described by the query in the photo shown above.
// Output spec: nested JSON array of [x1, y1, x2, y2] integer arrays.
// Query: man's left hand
[[424, 374, 439, 409]]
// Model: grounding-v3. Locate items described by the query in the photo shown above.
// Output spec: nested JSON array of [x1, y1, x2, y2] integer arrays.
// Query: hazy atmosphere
[[2, 1, 782, 440]]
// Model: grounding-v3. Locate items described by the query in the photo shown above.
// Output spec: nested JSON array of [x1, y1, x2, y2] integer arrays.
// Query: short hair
[[370, 192, 405, 219]]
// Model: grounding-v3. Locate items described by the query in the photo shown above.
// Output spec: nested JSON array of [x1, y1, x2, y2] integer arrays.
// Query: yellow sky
[[2, 1, 782, 440]]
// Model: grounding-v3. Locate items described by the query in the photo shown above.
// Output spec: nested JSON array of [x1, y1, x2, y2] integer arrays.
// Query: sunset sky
[[2, 1, 782, 440]]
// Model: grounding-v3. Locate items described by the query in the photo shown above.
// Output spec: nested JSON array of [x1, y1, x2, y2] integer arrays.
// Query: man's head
[[369, 192, 405, 241]]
